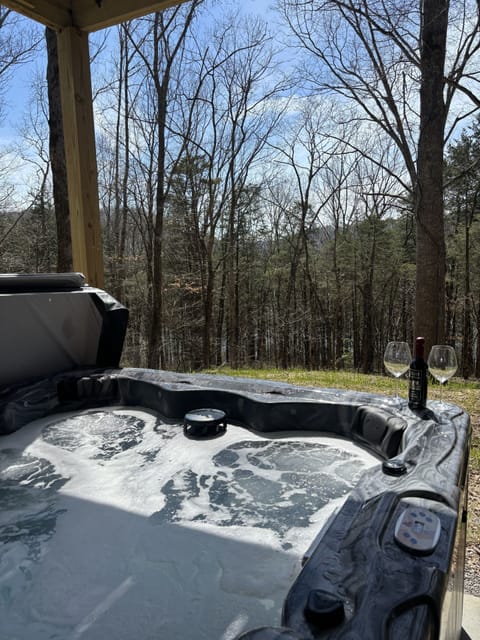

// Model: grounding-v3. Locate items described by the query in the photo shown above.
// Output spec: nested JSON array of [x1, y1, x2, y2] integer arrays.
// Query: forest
[[0, 0, 480, 376]]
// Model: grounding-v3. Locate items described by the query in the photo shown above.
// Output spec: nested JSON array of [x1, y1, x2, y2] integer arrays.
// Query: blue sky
[[0, 0, 278, 204]]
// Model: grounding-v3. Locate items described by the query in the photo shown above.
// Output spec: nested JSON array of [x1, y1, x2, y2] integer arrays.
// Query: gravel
[[465, 546, 480, 597]]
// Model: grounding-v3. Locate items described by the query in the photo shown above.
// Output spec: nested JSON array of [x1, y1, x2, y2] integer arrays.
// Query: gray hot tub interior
[[0, 405, 380, 640], [0, 274, 471, 640]]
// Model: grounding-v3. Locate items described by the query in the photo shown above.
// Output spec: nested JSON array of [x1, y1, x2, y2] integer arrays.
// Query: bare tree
[[0, 10, 43, 260], [166, 11, 285, 368], [207, 14, 285, 367], [122, 3, 203, 368], [0, 8, 40, 121], [268, 99, 344, 367], [280, 0, 480, 351]]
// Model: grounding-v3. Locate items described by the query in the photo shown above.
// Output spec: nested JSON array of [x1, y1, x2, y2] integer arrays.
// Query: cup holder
[[183, 408, 227, 439]]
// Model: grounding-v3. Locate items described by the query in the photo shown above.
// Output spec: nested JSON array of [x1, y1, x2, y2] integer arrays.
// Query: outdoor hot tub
[[0, 274, 471, 640]]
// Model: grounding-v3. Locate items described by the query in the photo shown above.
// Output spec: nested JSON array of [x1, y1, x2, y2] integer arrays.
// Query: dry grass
[[204, 367, 480, 586]]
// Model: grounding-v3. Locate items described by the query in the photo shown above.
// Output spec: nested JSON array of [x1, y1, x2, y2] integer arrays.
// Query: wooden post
[[56, 26, 104, 288]]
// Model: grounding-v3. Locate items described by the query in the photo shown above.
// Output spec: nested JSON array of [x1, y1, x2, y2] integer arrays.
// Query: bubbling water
[[0, 407, 378, 640]]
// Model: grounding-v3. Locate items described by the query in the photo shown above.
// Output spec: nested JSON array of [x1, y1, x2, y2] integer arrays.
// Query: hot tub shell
[[0, 274, 471, 640]]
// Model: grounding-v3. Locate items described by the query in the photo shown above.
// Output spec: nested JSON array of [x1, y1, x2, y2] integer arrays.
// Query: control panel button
[[394, 507, 441, 554]]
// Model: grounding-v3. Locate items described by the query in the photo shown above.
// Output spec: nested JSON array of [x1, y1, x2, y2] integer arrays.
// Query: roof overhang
[[1, 0, 185, 32]]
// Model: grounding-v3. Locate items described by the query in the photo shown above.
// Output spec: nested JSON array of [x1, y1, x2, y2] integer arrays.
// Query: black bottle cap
[[414, 336, 425, 357], [382, 459, 408, 476]]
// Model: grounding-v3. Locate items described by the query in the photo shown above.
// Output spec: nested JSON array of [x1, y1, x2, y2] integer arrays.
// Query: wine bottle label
[[409, 369, 427, 407]]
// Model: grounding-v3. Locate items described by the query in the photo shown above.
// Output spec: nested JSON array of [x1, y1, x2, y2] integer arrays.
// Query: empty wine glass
[[427, 345, 458, 409], [383, 341, 412, 403]]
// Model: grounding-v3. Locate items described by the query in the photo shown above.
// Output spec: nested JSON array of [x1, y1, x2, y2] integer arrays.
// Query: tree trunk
[[46, 27, 72, 273], [360, 280, 374, 373], [216, 258, 227, 365], [111, 25, 130, 302], [475, 303, 480, 378], [202, 248, 214, 368], [414, 0, 448, 352], [462, 224, 473, 377], [226, 197, 238, 368]]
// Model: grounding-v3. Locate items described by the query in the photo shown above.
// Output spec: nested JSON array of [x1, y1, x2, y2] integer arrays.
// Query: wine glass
[[383, 341, 412, 403], [427, 345, 458, 409]]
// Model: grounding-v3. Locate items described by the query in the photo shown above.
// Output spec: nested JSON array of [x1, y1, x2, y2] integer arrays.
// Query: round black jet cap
[[382, 459, 408, 476], [184, 408, 227, 439], [304, 590, 345, 629]]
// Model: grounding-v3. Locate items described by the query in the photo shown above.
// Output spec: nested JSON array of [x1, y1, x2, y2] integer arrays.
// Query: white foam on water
[[0, 407, 379, 639]]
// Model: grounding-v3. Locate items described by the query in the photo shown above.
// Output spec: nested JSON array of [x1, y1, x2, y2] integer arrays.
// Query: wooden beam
[[57, 26, 104, 288], [72, 0, 187, 32], [0, 0, 72, 29], [1, 0, 190, 31]]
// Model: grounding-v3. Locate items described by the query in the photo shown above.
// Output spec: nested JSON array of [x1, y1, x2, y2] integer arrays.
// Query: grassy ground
[[204, 367, 480, 577]]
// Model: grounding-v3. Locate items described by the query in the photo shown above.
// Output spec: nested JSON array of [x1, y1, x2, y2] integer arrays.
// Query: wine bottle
[[408, 336, 428, 410]]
